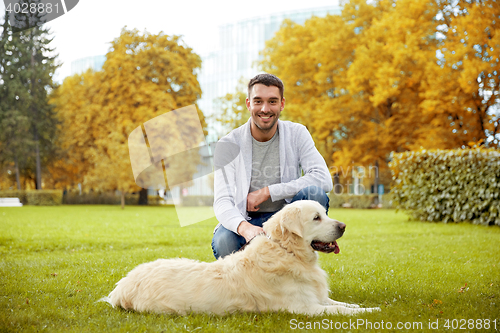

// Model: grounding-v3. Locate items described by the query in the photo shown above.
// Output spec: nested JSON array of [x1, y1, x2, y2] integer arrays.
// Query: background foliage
[[50, 28, 205, 206], [258, 0, 500, 178], [0, 189, 62, 205], [215, 78, 250, 134], [390, 148, 500, 225], [0, 10, 59, 190]]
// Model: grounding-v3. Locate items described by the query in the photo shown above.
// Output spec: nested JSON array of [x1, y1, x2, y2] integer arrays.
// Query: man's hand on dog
[[247, 187, 270, 212], [237, 221, 265, 243], [240, 187, 270, 242]]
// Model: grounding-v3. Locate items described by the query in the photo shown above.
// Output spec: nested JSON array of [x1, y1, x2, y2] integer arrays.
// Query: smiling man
[[212, 73, 333, 259]]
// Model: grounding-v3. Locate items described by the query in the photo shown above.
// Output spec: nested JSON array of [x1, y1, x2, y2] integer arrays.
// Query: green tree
[[0, 12, 30, 189], [0, 8, 59, 190]]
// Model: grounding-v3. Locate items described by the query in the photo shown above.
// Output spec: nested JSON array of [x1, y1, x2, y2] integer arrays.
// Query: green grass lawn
[[1, 205, 499, 332]]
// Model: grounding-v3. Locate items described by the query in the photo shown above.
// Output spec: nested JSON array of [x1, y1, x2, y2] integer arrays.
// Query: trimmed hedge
[[63, 192, 134, 205], [328, 193, 393, 209], [380, 193, 394, 209], [0, 190, 63, 205], [181, 194, 393, 209], [389, 148, 500, 226], [63, 192, 164, 206]]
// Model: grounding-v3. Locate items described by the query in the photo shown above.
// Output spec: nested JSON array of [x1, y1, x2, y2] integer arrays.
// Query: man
[[212, 73, 333, 259]]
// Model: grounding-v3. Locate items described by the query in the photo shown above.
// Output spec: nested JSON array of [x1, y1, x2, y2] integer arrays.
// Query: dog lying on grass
[[101, 200, 380, 315]]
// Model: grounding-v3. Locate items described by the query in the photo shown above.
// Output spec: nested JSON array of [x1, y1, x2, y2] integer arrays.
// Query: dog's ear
[[280, 206, 303, 238]]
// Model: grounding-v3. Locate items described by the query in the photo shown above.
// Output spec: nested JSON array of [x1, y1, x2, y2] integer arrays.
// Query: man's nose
[[261, 102, 271, 112]]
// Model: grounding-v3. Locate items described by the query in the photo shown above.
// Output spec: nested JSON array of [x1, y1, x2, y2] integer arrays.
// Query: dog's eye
[[313, 215, 321, 221]]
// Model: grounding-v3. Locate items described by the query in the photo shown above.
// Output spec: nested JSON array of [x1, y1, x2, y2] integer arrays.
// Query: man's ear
[[280, 206, 303, 238]]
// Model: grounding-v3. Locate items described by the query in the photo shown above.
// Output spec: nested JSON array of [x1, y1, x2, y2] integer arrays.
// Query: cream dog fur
[[101, 200, 380, 315]]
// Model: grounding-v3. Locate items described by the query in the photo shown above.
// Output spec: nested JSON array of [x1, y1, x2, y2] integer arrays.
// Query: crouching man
[[212, 73, 332, 259]]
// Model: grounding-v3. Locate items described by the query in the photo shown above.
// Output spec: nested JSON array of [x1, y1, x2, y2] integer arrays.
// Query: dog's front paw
[[327, 299, 361, 308], [346, 303, 360, 308], [365, 307, 381, 312]]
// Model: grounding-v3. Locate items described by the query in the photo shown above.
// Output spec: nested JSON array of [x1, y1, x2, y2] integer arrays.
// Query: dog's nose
[[338, 222, 346, 233]]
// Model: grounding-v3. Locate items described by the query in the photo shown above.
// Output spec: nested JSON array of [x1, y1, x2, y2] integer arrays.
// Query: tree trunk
[[14, 155, 21, 190], [333, 173, 340, 194], [34, 132, 42, 189], [121, 191, 125, 210], [31, 32, 42, 190], [138, 188, 148, 205], [374, 160, 380, 205]]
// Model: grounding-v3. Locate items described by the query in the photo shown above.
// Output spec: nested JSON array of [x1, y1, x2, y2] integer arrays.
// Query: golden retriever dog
[[101, 200, 380, 315]]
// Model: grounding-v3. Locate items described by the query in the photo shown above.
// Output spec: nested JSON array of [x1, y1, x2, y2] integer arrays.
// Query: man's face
[[246, 84, 284, 135]]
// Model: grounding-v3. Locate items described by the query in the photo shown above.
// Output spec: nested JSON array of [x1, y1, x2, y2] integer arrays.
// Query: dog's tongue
[[333, 241, 340, 254]]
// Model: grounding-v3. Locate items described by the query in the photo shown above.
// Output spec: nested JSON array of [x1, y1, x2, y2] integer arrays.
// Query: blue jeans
[[211, 186, 329, 259]]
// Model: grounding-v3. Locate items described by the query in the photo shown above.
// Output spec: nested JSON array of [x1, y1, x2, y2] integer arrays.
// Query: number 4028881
[[6, 2, 60, 14], [444, 319, 497, 330]]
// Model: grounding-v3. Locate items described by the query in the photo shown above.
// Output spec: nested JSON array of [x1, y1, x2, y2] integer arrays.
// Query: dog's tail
[[97, 296, 115, 307], [97, 278, 135, 310]]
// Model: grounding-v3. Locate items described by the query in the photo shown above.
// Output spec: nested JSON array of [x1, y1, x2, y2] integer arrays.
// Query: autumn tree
[[260, 0, 498, 191], [330, 0, 444, 170], [214, 78, 249, 136], [262, 1, 384, 172], [52, 28, 205, 208], [49, 70, 100, 190], [421, 0, 500, 147]]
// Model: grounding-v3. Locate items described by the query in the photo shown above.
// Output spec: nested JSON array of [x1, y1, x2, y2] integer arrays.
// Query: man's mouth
[[259, 114, 273, 120]]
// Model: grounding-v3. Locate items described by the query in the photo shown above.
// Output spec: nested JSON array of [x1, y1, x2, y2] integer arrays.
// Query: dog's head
[[263, 200, 346, 255]]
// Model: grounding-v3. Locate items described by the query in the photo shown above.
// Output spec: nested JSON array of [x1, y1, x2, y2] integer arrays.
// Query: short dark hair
[[248, 73, 284, 100]]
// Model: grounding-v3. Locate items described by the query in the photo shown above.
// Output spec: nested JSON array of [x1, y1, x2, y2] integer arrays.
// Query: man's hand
[[247, 186, 270, 212], [237, 220, 265, 243]]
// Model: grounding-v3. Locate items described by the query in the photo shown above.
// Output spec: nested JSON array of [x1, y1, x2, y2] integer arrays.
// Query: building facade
[[70, 55, 106, 75]]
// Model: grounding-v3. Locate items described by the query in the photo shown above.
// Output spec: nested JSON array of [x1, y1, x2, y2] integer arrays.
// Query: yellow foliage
[[214, 78, 249, 136], [260, 0, 499, 177], [421, 0, 500, 148]]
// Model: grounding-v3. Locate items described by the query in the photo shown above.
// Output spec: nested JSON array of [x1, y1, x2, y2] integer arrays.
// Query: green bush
[[26, 190, 63, 205], [125, 194, 139, 205], [0, 190, 28, 204], [146, 195, 164, 206], [62, 191, 166, 206], [389, 148, 500, 226], [380, 193, 394, 209], [328, 193, 348, 208], [0, 190, 63, 205], [350, 195, 376, 208], [327, 193, 380, 209], [63, 191, 122, 205]]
